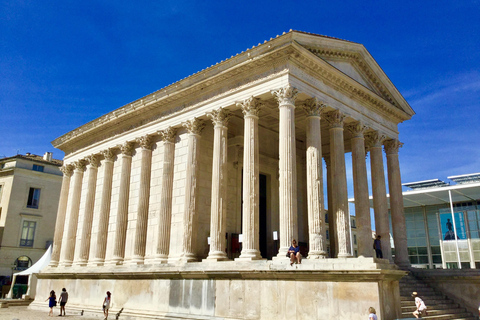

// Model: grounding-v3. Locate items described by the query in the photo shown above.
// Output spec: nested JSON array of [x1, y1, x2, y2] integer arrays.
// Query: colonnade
[[49, 85, 410, 268]]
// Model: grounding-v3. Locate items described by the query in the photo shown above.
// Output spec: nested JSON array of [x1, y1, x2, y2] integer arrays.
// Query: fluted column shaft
[[325, 110, 352, 258], [367, 132, 392, 261], [206, 108, 230, 261], [385, 139, 410, 267], [303, 98, 326, 258], [272, 85, 298, 257], [111, 142, 134, 265], [50, 165, 73, 267], [180, 119, 205, 262], [61, 160, 86, 266], [132, 136, 154, 264], [347, 123, 372, 257], [76, 155, 99, 265], [236, 98, 262, 260], [93, 149, 115, 265], [325, 156, 337, 257], [155, 128, 176, 263]]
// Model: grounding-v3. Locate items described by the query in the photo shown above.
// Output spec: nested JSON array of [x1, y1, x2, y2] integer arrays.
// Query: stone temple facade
[[32, 31, 415, 319]]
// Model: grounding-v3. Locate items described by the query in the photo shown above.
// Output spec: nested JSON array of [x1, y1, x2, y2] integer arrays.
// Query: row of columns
[[49, 84, 409, 267]]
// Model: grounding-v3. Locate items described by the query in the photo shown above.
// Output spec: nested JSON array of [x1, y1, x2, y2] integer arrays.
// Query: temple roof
[[52, 30, 414, 154]]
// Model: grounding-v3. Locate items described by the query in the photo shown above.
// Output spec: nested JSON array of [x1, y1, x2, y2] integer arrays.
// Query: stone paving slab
[[0, 306, 100, 320]]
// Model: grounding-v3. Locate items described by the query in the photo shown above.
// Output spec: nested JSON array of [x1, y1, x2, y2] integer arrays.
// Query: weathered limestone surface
[[32, 260, 403, 320]]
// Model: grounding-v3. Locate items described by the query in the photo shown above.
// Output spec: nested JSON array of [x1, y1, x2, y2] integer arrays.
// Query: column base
[[128, 256, 145, 265], [58, 260, 73, 268], [88, 258, 105, 267], [72, 259, 88, 267], [337, 253, 354, 258], [105, 257, 124, 266], [169, 253, 197, 263], [48, 261, 59, 268], [236, 249, 262, 261], [307, 252, 327, 259], [152, 254, 169, 264], [204, 251, 229, 261]]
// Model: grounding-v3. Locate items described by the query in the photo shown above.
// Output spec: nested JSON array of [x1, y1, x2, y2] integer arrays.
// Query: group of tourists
[[46, 289, 111, 319]]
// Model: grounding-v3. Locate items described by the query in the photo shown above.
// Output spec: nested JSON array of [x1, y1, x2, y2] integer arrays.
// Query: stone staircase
[[399, 272, 476, 320]]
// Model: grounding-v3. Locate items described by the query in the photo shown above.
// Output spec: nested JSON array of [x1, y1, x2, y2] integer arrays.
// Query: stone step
[[401, 303, 460, 312], [400, 312, 475, 320], [402, 308, 466, 316]]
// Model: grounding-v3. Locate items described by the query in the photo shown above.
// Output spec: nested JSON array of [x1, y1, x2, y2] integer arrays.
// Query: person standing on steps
[[103, 291, 112, 320], [373, 235, 383, 258], [368, 307, 377, 320], [412, 292, 427, 318], [58, 288, 68, 316]]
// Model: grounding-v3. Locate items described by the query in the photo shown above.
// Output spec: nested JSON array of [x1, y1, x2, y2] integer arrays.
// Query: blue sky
[[1, 1, 479, 193]]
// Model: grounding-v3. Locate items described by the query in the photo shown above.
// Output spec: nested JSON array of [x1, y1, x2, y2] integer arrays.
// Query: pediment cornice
[[305, 46, 395, 105]]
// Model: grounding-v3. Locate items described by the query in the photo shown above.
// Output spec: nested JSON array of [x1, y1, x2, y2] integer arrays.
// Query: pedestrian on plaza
[[368, 307, 377, 320], [412, 292, 427, 318], [103, 291, 111, 320], [45, 290, 56, 317], [373, 235, 383, 258], [58, 287, 68, 316]]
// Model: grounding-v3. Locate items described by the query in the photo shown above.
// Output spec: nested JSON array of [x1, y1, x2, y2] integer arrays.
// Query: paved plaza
[[0, 306, 99, 320]]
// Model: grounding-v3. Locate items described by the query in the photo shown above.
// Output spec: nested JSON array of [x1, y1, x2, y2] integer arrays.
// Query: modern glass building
[[393, 173, 480, 269]]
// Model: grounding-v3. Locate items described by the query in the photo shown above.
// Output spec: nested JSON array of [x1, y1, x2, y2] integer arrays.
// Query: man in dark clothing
[[373, 235, 383, 258]]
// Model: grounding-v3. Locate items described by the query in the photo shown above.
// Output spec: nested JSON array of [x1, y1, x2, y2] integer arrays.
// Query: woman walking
[[103, 291, 111, 320], [45, 290, 56, 316]]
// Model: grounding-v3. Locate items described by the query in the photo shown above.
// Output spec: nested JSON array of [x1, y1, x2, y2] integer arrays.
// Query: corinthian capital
[[73, 159, 87, 171], [101, 148, 116, 162], [182, 118, 205, 135], [365, 131, 386, 148], [271, 84, 298, 106], [324, 110, 345, 128], [60, 164, 74, 177], [301, 98, 326, 117], [158, 127, 177, 143], [86, 154, 100, 168], [384, 139, 403, 155], [207, 107, 231, 127], [118, 141, 135, 156], [137, 135, 154, 150], [237, 96, 262, 117], [345, 121, 368, 138]]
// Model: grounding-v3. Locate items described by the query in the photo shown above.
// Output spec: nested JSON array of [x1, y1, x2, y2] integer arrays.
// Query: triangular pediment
[[288, 32, 414, 117]]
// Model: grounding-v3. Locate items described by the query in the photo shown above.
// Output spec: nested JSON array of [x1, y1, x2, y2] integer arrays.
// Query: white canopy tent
[[6, 245, 52, 299]]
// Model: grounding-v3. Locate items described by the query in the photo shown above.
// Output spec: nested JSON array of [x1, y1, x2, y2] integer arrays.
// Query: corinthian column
[[325, 110, 352, 258], [76, 155, 100, 266], [365, 131, 392, 262], [206, 108, 230, 261], [346, 122, 372, 257], [110, 141, 134, 265], [302, 98, 326, 259], [92, 149, 115, 265], [236, 97, 262, 260], [155, 128, 176, 263], [384, 139, 410, 267], [271, 85, 298, 258], [325, 156, 337, 257], [179, 118, 205, 262], [60, 159, 87, 266], [50, 165, 73, 267], [131, 135, 154, 264]]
